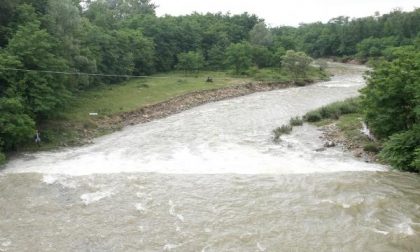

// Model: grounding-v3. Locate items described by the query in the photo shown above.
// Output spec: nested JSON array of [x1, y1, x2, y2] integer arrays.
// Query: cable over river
[[1, 63, 419, 251]]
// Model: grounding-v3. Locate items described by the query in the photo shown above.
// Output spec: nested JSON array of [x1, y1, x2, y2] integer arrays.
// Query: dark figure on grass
[[35, 130, 41, 147]]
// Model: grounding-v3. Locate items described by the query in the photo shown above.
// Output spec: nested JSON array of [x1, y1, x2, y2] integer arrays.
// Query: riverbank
[[272, 98, 383, 164], [304, 99, 382, 163], [17, 67, 328, 153], [318, 114, 381, 163]]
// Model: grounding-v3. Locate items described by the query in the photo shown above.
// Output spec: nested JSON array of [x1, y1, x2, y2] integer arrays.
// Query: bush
[[304, 98, 360, 122], [319, 106, 341, 119], [337, 100, 359, 114], [379, 126, 420, 172], [290, 117, 303, 126], [304, 111, 322, 122], [363, 143, 381, 153], [273, 125, 292, 142], [412, 149, 420, 170], [0, 152, 5, 165]]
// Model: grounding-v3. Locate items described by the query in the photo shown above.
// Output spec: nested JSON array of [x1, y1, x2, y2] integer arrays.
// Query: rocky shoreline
[[319, 123, 379, 163]]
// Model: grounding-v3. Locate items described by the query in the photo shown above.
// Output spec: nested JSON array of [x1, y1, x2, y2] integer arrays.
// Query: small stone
[[315, 147, 326, 152], [324, 141, 336, 148]]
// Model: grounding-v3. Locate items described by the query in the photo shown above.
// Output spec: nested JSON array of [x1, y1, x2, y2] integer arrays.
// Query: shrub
[[0, 152, 5, 165], [273, 125, 292, 142], [294, 79, 307, 86], [412, 149, 420, 170], [363, 143, 381, 153], [304, 98, 360, 122], [290, 117, 303, 126], [338, 99, 359, 114], [304, 111, 322, 122], [379, 126, 420, 172], [319, 106, 341, 119]]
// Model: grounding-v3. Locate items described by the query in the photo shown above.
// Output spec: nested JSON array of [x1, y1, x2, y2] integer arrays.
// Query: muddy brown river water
[[1, 63, 419, 251]]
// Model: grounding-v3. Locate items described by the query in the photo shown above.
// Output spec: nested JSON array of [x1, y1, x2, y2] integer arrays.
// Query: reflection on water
[[1, 63, 419, 251]]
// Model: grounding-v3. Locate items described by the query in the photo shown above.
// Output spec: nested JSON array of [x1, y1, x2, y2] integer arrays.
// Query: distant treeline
[[278, 9, 420, 59], [0, 0, 419, 163]]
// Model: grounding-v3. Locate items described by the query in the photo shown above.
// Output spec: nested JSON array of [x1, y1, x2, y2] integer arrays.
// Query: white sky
[[154, 0, 418, 27]]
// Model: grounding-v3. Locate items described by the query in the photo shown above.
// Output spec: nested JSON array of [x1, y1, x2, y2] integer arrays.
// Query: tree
[[356, 36, 398, 59], [281, 50, 313, 80], [207, 44, 227, 70], [273, 46, 286, 68], [249, 22, 273, 47], [176, 51, 205, 73], [6, 20, 71, 118], [361, 48, 420, 172], [225, 42, 252, 74], [251, 45, 273, 68], [0, 98, 35, 151], [360, 48, 420, 138]]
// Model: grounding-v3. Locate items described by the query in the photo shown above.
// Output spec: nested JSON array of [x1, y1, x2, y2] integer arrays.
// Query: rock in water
[[324, 141, 336, 148]]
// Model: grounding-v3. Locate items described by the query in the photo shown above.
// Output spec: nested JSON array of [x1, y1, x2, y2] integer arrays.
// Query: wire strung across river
[[0, 67, 231, 80]]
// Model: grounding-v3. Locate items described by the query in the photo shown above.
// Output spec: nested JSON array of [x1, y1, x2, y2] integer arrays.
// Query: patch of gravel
[[319, 123, 379, 163]]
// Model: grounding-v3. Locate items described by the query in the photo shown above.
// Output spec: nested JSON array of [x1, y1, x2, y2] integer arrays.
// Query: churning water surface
[[0, 63, 419, 251]]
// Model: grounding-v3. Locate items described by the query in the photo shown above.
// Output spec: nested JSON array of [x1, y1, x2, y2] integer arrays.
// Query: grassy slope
[[63, 71, 250, 123], [22, 67, 326, 151]]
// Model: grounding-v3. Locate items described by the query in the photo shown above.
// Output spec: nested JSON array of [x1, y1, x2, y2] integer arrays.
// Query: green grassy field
[[63, 71, 250, 123]]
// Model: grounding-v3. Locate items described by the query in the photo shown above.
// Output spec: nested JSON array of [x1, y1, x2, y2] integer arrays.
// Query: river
[[1, 63, 419, 251]]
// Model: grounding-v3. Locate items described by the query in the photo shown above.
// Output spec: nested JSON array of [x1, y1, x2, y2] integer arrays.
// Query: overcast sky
[[154, 0, 418, 27]]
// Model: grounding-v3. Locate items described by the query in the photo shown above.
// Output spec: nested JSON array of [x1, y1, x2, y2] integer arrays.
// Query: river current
[[1, 63, 419, 251]]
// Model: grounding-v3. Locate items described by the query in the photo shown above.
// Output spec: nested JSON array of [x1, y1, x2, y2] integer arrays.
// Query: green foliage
[[315, 59, 328, 70], [360, 48, 420, 139], [225, 42, 253, 74], [273, 125, 292, 142], [379, 126, 420, 172], [0, 152, 5, 165], [0, 98, 35, 151], [363, 143, 381, 153], [251, 45, 273, 68], [290, 117, 303, 126], [272, 9, 420, 58], [361, 47, 420, 172], [282, 50, 313, 80], [304, 111, 323, 122], [249, 22, 273, 47], [413, 148, 420, 169], [304, 98, 360, 122], [273, 47, 286, 68], [356, 36, 398, 59], [5, 17, 71, 117], [176, 51, 205, 73]]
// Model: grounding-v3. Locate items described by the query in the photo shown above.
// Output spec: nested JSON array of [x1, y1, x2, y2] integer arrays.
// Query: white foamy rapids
[[163, 243, 179, 251], [0, 239, 11, 248], [42, 174, 78, 188], [135, 203, 147, 213], [80, 190, 114, 205], [2, 63, 386, 176], [4, 125, 385, 176]]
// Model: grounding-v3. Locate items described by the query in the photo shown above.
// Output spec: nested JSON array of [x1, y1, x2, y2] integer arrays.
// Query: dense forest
[[0, 0, 419, 169]]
